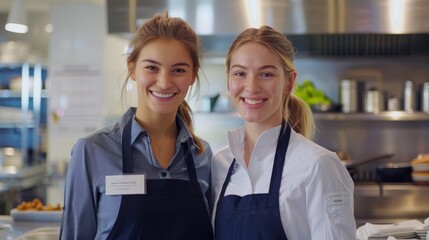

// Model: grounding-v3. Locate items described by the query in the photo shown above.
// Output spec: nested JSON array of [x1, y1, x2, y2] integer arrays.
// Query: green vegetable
[[294, 79, 332, 106]]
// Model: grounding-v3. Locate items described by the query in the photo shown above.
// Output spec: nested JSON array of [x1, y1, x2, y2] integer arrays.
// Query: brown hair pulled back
[[123, 12, 205, 153], [226, 25, 314, 139]]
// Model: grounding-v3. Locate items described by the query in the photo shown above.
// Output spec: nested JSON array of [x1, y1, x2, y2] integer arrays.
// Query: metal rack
[[0, 63, 44, 166], [314, 111, 429, 121]]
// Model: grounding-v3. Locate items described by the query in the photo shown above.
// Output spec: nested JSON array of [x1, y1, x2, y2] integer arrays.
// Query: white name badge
[[105, 175, 146, 195]]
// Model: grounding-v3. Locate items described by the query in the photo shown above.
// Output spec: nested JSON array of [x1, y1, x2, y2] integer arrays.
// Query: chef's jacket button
[[160, 171, 167, 177]]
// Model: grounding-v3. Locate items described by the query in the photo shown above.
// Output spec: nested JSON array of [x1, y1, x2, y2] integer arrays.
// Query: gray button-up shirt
[[60, 108, 212, 240]]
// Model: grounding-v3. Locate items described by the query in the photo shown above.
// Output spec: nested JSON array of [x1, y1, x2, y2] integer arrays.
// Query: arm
[[60, 139, 98, 240], [306, 153, 356, 240]]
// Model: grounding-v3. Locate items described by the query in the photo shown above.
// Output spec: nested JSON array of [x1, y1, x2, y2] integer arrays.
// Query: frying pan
[[337, 152, 395, 181], [375, 162, 413, 183]]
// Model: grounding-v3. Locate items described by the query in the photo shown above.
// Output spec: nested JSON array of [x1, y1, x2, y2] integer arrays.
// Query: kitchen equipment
[[387, 96, 399, 111], [340, 79, 358, 113], [421, 82, 429, 113], [10, 209, 63, 222], [310, 103, 341, 112], [376, 163, 413, 183], [403, 80, 416, 112], [338, 152, 394, 181], [339, 79, 365, 113], [365, 88, 383, 113]]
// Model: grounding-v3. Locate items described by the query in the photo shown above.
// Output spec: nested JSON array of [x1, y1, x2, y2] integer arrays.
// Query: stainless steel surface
[[422, 82, 429, 113], [387, 97, 399, 111], [107, 0, 429, 34], [314, 111, 429, 121], [365, 88, 383, 113], [107, 0, 429, 56], [404, 80, 416, 112], [0, 164, 46, 180], [340, 79, 358, 113], [0, 216, 60, 239], [354, 183, 429, 220], [313, 117, 429, 168]]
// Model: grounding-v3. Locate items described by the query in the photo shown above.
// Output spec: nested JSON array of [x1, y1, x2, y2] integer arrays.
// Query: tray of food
[[10, 198, 63, 222]]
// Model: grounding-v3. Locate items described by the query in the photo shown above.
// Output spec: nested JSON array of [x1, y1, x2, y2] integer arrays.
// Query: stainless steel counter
[[0, 215, 60, 239], [354, 183, 429, 227]]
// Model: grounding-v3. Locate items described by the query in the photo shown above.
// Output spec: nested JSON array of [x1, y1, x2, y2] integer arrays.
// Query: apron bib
[[107, 118, 213, 240], [215, 120, 291, 240]]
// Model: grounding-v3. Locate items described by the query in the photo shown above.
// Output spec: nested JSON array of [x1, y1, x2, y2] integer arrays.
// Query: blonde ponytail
[[286, 95, 315, 139]]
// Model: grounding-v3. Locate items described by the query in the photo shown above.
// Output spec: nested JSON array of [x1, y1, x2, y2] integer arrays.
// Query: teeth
[[152, 91, 175, 98], [244, 98, 263, 105]]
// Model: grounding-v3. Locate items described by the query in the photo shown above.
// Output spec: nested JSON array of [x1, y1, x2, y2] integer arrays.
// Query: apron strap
[[267, 120, 291, 205], [108, 116, 133, 239], [121, 118, 133, 173], [215, 158, 236, 216], [182, 141, 202, 193]]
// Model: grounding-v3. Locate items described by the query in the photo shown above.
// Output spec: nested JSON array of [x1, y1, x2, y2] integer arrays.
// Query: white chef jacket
[[211, 125, 356, 240]]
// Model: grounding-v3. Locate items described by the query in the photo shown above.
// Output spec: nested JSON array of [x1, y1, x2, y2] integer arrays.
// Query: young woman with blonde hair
[[211, 25, 356, 240]]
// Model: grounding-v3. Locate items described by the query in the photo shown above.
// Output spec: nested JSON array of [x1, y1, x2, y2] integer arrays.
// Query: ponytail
[[178, 101, 205, 154], [285, 95, 315, 139]]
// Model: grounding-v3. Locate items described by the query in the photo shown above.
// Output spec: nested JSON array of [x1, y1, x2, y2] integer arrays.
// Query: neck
[[135, 109, 177, 136], [135, 109, 178, 169]]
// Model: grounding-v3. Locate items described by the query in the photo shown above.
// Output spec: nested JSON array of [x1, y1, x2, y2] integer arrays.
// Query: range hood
[[107, 0, 429, 56]]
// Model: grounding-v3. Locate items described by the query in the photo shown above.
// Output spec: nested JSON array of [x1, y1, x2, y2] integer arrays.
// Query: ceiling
[[0, 0, 105, 63], [0, 0, 104, 13]]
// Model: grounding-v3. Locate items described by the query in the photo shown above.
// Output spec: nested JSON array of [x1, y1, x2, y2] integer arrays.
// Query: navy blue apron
[[214, 120, 290, 240], [107, 117, 214, 240]]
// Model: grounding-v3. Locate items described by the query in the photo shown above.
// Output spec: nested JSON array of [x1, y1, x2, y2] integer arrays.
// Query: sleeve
[[305, 153, 357, 240], [59, 139, 98, 240]]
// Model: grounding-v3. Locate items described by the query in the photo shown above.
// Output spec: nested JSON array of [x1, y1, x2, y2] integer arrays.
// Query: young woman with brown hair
[[60, 13, 213, 240]]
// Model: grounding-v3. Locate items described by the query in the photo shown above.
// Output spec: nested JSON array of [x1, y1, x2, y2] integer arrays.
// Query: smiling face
[[228, 42, 294, 127], [130, 38, 195, 118]]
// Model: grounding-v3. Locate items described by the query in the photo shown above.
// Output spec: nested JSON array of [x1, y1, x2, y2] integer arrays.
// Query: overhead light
[[5, 0, 28, 34]]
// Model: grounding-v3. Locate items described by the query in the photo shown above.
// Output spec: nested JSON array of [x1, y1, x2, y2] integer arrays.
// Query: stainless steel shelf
[[314, 111, 429, 121], [0, 121, 36, 128], [0, 90, 48, 98]]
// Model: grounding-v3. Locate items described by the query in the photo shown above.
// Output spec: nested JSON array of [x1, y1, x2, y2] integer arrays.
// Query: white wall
[[47, 2, 105, 166]]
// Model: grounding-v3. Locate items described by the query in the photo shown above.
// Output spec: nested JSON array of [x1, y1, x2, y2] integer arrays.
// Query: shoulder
[[70, 122, 122, 167], [288, 130, 338, 164], [287, 130, 353, 186], [73, 122, 121, 153]]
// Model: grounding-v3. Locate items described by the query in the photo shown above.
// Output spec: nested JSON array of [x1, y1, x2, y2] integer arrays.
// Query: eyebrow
[[142, 59, 192, 68], [230, 64, 278, 71]]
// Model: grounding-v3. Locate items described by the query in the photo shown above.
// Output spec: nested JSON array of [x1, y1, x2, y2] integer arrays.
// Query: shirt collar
[[121, 107, 197, 148], [227, 124, 282, 162]]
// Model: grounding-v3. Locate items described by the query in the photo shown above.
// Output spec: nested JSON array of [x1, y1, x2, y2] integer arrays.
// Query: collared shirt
[[211, 125, 356, 240], [60, 108, 212, 240]]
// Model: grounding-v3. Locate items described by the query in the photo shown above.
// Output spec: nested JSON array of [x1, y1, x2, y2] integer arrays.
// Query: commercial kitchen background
[[1, 0, 429, 226]]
